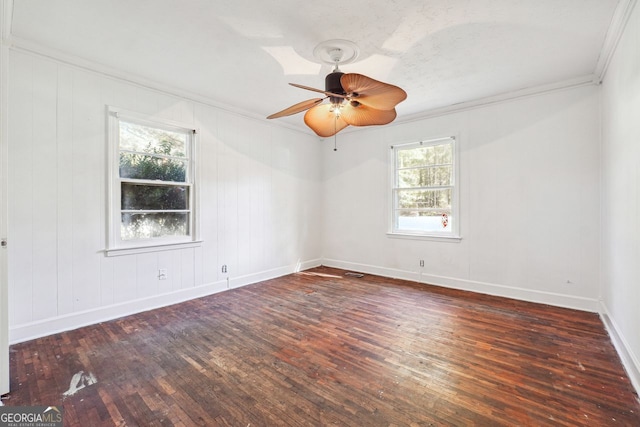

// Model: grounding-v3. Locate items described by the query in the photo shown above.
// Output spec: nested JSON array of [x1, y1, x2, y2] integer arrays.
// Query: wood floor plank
[[2, 266, 639, 426]]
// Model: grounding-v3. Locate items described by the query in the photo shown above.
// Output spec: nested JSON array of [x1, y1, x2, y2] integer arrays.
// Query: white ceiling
[[8, 0, 621, 132]]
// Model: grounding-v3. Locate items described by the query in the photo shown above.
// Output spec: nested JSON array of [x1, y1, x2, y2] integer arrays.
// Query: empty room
[[1, 0, 639, 425]]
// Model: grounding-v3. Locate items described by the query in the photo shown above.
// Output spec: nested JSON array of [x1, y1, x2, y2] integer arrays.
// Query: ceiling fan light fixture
[[330, 101, 344, 117]]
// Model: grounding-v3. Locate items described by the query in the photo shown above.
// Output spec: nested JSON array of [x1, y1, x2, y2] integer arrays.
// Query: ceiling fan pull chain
[[334, 118, 338, 151]]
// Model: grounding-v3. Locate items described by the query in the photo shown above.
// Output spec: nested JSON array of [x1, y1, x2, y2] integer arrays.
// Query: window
[[390, 137, 459, 238], [107, 109, 198, 253]]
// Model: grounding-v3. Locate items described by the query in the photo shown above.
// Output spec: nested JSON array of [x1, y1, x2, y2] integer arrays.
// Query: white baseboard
[[420, 272, 599, 312], [9, 281, 228, 344], [321, 258, 600, 312], [599, 301, 640, 395], [228, 259, 322, 289], [321, 258, 421, 283], [9, 259, 322, 344]]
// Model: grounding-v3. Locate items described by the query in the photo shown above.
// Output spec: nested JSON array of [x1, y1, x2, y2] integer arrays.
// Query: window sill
[[105, 240, 203, 257], [386, 232, 462, 242]]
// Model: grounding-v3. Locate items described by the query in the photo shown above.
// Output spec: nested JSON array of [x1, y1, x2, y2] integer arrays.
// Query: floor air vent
[[344, 272, 364, 278]]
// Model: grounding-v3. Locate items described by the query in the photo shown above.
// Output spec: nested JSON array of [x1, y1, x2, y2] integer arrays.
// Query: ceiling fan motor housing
[[325, 71, 345, 104]]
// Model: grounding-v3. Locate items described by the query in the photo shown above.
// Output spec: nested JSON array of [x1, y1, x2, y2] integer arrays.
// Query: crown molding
[[7, 20, 607, 141], [8, 35, 314, 137], [0, 0, 13, 45], [386, 74, 598, 128], [331, 74, 597, 139], [594, 0, 638, 83]]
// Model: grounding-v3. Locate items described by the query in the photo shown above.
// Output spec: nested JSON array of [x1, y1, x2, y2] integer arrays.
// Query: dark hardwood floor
[[2, 266, 639, 426]]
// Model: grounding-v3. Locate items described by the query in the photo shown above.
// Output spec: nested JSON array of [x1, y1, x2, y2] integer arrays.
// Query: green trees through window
[[392, 138, 457, 235], [117, 120, 193, 241]]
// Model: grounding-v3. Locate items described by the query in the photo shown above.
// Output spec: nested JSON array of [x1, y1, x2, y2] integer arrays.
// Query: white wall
[[322, 85, 601, 311], [600, 1, 640, 393], [7, 49, 322, 342]]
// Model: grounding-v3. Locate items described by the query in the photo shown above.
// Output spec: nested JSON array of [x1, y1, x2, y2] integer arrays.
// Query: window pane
[[121, 212, 189, 240], [397, 143, 452, 168], [398, 166, 452, 188], [119, 121, 187, 157], [393, 139, 455, 235], [120, 153, 187, 182], [397, 146, 432, 168], [397, 210, 451, 232], [434, 143, 452, 164], [121, 183, 188, 210], [397, 188, 452, 209]]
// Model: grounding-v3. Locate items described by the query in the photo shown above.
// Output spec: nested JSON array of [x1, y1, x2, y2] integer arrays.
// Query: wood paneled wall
[[7, 49, 322, 342]]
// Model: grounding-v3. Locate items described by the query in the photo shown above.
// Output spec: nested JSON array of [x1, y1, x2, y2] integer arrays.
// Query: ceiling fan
[[267, 40, 407, 137]]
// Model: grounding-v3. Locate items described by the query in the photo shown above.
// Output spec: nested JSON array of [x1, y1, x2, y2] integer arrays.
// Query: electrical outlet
[[158, 269, 167, 280], [419, 260, 424, 267], [222, 264, 228, 274]]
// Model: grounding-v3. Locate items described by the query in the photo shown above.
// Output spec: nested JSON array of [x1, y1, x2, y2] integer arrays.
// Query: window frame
[[106, 107, 200, 255], [388, 136, 461, 241]]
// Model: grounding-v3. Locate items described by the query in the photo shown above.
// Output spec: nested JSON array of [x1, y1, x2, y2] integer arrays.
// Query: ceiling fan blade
[[340, 102, 397, 127], [303, 104, 349, 137], [289, 83, 347, 99], [340, 73, 407, 110], [267, 98, 324, 119]]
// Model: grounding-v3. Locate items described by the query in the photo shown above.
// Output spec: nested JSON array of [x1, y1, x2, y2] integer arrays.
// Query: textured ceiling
[[9, 0, 620, 132]]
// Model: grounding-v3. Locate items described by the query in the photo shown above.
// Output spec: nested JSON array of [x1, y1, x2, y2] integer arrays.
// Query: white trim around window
[[388, 136, 461, 241], [106, 106, 201, 256]]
